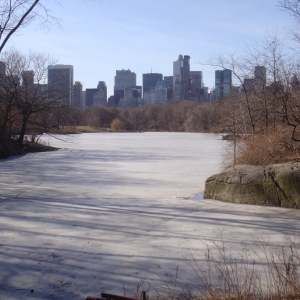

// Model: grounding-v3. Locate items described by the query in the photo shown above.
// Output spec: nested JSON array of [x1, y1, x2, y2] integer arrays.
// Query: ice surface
[[0, 132, 299, 299]]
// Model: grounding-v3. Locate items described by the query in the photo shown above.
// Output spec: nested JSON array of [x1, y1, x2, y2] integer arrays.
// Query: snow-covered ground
[[0, 132, 300, 299]]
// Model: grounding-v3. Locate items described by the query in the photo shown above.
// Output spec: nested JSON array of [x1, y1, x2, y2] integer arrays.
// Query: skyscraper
[[118, 84, 142, 108], [215, 69, 232, 98], [190, 71, 203, 101], [182, 55, 190, 100], [22, 70, 34, 86], [114, 69, 136, 106], [254, 65, 267, 88], [48, 64, 74, 105], [85, 81, 108, 108], [173, 55, 190, 101], [154, 80, 167, 104], [142, 73, 163, 98], [164, 76, 173, 102], [73, 81, 83, 108], [97, 81, 107, 102], [85, 88, 98, 108]]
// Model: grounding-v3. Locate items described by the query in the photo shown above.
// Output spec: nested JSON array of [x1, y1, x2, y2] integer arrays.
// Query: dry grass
[[223, 129, 300, 168], [135, 235, 300, 300]]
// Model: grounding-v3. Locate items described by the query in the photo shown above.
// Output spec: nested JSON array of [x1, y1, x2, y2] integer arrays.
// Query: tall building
[[215, 69, 232, 98], [85, 81, 107, 108], [107, 96, 115, 107], [118, 85, 141, 108], [48, 64, 74, 105], [243, 66, 267, 94], [182, 55, 190, 100], [254, 66, 267, 87], [85, 88, 98, 108], [22, 70, 34, 86], [114, 69, 136, 106], [190, 71, 203, 101], [97, 81, 107, 103], [142, 73, 163, 97], [144, 80, 167, 105], [154, 80, 167, 104], [173, 55, 190, 101], [73, 81, 83, 108], [164, 76, 173, 102]]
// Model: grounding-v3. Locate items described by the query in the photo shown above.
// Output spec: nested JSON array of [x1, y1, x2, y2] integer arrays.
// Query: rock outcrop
[[204, 162, 300, 208]]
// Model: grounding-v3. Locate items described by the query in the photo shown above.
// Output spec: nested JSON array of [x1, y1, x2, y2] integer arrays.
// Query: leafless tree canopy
[[0, 49, 70, 147], [0, 0, 59, 53], [279, 0, 300, 20]]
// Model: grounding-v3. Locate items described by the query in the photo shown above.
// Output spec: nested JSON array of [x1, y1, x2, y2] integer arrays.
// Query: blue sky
[[6, 0, 295, 96]]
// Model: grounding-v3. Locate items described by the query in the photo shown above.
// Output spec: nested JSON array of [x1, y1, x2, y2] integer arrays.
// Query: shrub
[[225, 129, 300, 167], [111, 118, 124, 132]]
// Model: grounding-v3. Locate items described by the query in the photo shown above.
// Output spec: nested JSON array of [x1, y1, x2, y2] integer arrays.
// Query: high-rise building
[[254, 66, 266, 87], [114, 69, 136, 90], [118, 84, 141, 108], [173, 55, 190, 101], [85, 88, 98, 108], [97, 81, 107, 103], [48, 64, 74, 105], [107, 96, 115, 107], [243, 66, 267, 94], [73, 81, 83, 108], [144, 80, 167, 105], [164, 76, 173, 88], [215, 69, 232, 98], [182, 55, 190, 100], [114, 69, 136, 106], [85, 81, 107, 108], [190, 71, 203, 101], [154, 80, 167, 104], [164, 76, 173, 102], [22, 70, 34, 86], [142, 73, 163, 97], [82, 91, 86, 109]]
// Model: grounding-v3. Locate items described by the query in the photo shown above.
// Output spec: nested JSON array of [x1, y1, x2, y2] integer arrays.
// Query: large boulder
[[204, 162, 300, 208]]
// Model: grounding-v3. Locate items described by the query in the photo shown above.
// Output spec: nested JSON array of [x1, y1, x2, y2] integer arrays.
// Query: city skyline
[[3, 1, 295, 97]]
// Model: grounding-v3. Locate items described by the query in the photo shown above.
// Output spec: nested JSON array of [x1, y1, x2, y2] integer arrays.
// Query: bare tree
[[279, 0, 300, 20], [0, 0, 60, 53], [0, 49, 69, 147], [147, 104, 163, 131]]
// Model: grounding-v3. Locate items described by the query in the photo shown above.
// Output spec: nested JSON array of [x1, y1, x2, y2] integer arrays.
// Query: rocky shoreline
[[204, 162, 300, 208]]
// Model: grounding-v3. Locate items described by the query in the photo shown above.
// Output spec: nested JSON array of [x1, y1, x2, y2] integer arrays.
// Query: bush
[[111, 118, 124, 132], [226, 129, 300, 167]]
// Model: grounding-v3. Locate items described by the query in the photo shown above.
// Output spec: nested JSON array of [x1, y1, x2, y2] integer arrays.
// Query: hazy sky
[[6, 0, 296, 96]]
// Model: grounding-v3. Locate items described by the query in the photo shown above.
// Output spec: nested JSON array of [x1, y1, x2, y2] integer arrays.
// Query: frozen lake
[[0, 132, 300, 299]]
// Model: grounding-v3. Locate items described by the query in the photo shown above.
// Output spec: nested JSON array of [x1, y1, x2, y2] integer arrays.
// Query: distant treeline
[[66, 101, 224, 133]]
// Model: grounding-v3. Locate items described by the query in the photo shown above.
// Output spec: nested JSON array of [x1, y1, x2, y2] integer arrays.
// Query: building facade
[[114, 69, 136, 106], [118, 85, 142, 108], [73, 81, 83, 108], [142, 73, 163, 98], [173, 55, 190, 101], [48, 64, 74, 105], [85, 81, 107, 108], [164, 76, 173, 102], [190, 71, 203, 101], [215, 69, 232, 98], [254, 66, 267, 87]]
